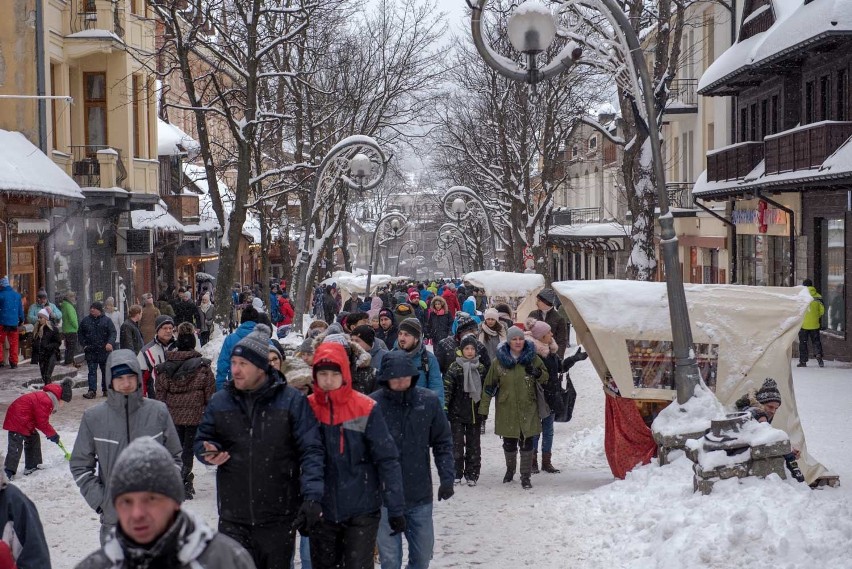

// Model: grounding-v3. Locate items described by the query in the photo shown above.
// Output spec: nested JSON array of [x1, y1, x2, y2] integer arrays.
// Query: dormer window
[[588, 136, 598, 151]]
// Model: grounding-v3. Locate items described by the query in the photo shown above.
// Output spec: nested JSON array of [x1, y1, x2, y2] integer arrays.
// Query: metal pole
[[365, 228, 380, 300], [600, 0, 701, 403]]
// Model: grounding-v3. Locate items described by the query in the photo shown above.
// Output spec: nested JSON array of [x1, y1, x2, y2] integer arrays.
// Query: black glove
[[291, 500, 323, 535], [576, 347, 589, 360], [437, 483, 454, 501], [389, 515, 407, 536], [524, 365, 541, 378], [48, 435, 60, 444]]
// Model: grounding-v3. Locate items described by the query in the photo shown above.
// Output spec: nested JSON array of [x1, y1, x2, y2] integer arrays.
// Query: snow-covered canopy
[[549, 222, 630, 238], [552, 279, 830, 483], [699, 0, 852, 93], [463, 270, 545, 297], [182, 163, 262, 241], [323, 271, 408, 295], [131, 203, 184, 232], [0, 130, 84, 200], [157, 118, 200, 159]]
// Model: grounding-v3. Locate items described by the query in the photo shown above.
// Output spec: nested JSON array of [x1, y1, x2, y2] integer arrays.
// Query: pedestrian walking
[[174, 291, 198, 327], [139, 293, 160, 344], [0, 277, 23, 369], [70, 350, 182, 544], [25, 290, 60, 326], [119, 305, 144, 354], [197, 292, 215, 346], [195, 324, 324, 569], [376, 308, 399, 350], [32, 309, 61, 384], [435, 313, 491, 376], [443, 335, 486, 486], [0, 460, 51, 568], [478, 326, 548, 489], [60, 291, 79, 365], [78, 302, 117, 399], [478, 307, 506, 363], [104, 297, 123, 338], [307, 343, 405, 569], [351, 325, 387, 373], [425, 296, 452, 346], [372, 351, 455, 569], [3, 380, 72, 479], [526, 320, 563, 474], [155, 322, 215, 500], [215, 306, 259, 390], [75, 437, 256, 569], [798, 278, 825, 367], [392, 318, 444, 407], [137, 315, 176, 399], [528, 289, 569, 358]]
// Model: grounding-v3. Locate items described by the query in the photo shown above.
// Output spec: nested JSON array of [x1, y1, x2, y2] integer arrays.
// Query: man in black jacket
[[371, 351, 455, 569], [78, 302, 116, 399], [195, 324, 324, 569]]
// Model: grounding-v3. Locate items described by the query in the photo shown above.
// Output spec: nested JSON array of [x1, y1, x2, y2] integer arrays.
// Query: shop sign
[[731, 206, 787, 227]]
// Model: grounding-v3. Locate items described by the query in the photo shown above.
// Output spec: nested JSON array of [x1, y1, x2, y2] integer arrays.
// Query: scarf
[[455, 356, 482, 402]]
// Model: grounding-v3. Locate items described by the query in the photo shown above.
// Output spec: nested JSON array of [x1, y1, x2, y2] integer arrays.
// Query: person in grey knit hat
[[76, 437, 255, 569], [391, 317, 444, 407], [231, 324, 273, 373]]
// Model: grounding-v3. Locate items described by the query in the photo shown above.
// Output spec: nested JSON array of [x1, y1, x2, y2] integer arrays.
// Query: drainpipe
[[35, 0, 47, 153], [756, 190, 796, 286], [693, 196, 737, 283]]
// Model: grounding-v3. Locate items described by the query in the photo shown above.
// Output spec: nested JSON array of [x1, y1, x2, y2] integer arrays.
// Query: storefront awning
[[13, 218, 51, 234]]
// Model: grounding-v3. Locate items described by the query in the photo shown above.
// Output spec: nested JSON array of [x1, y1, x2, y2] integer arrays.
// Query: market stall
[[462, 270, 545, 322]]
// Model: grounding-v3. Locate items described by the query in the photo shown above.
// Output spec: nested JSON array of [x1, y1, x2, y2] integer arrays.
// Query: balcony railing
[[706, 141, 764, 182], [70, 145, 128, 189], [666, 183, 694, 208], [69, 0, 124, 37], [764, 121, 852, 175], [666, 79, 698, 109]]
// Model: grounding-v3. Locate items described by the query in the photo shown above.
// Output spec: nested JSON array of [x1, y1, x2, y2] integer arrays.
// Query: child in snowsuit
[[2, 380, 73, 478], [443, 335, 486, 485]]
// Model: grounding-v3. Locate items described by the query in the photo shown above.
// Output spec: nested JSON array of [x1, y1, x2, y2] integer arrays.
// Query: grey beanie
[[155, 315, 175, 333], [232, 324, 272, 370], [398, 317, 422, 339], [109, 436, 184, 504], [506, 326, 525, 341]]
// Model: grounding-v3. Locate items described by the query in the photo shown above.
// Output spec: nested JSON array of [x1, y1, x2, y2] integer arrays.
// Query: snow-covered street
[[2, 352, 850, 568]]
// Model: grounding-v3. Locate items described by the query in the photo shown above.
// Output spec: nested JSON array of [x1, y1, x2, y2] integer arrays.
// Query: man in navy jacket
[[371, 351, 455, 569]]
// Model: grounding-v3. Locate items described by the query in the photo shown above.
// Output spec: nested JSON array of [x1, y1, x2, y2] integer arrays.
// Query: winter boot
[[184, 473, 195, 499], [531, 452, 540, 474], [817, 356, 824, 368], [796, 362, 807, 368], [519, 451, 533, 489], [83, 390, 96, 399], [541, 452, 561, 473], [502, 451, 517, 483]]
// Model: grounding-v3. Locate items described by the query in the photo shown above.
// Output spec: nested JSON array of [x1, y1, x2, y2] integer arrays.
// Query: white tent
[[463, 270, 545, 322], [552, 279, 832, 484], [322, 272, 409, 305]]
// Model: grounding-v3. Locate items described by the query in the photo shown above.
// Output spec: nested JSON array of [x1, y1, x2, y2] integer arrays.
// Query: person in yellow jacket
[[797, 278, 825, 368]]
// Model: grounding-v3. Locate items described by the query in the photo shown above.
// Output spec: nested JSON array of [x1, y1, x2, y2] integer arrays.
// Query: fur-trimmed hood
[[495, 339, 536, 368]]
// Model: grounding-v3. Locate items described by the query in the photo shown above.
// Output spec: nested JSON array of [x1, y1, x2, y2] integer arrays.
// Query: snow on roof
[[699, 0, 852, 93], [157, 118, 200, 159], [182, 163, 263, 240], [549, 222, 630, 238], [462, 270, 545, 297], [0, 130, 84, 200], [131, 203, 184, 232], [65, 29, 124, 42]]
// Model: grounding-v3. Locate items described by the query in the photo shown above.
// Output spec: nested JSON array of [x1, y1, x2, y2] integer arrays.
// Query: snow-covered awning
[[462, 270, 545, 298], [157, 118, 200, 159], [0, 130, 84, 200], [549, 222, 630, 239], [131, 204, 184, 233], [14, 218, 50, 234]]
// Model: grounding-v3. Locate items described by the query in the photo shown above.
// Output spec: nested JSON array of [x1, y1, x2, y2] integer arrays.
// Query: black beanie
[[351, 324, 375, 346]]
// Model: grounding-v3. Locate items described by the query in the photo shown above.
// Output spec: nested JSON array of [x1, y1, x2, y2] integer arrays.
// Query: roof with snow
[[182, 163, 262, 241], [549, 222, 630, 238], [131, 203, 184, 232], [157, 118, 200, 159], [0, 130, 84, 200], [699, 0, 852, 95]]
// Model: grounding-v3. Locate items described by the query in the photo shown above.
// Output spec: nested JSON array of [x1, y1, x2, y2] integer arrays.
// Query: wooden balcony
[[163, 194, 200, 223], [764, 121, 852, 175], [706, 142, 764, 182]]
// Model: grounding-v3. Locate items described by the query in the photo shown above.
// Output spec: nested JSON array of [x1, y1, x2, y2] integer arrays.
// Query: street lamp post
[[469, 0, 701, 404], [437, 223, 466, 276], [395, 239, 419, 275], [442, 186, 499, 272], [365, 211, 408, 298]]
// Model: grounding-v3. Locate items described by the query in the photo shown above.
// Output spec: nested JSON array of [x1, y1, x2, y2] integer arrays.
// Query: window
[[572, 145, 579, 159], [588, 136, 597, 151], [132, 75, 142, 158], [805, 80, 815, 124], [704, 13, 715, 69], [837, 70, 847, 121], [816, 217, 845, 333], [739, 107, 748, 142], [737, 234, 790, 286], [771, 95, 779, 135], [749, 103, 757, 141], [706, 122, 715, 153], [819, 75, 830, 121], [84, 72, 107, 152], [760, 99, 768, 139]]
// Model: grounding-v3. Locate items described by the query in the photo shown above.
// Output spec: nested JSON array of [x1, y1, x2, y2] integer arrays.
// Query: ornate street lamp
[[469, 0, 701, 404], [395, 239, 419, 275], [365, 211, 408, 296]]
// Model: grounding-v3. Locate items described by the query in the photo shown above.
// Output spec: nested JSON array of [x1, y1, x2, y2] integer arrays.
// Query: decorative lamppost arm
[[365, 211, 407, 298]]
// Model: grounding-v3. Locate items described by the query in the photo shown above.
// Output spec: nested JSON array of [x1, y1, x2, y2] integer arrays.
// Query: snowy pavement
[[1, 355, 850, 568]]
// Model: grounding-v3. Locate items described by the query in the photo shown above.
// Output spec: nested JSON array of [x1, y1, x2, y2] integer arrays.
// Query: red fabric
[[604, 394, 656, 479], [2, 385, 61, 438], [441, 290, 461, 318], [308, 343, 375, 426], [0, 329, 19, 366], [0, 541, 16, 569], [279, 297, 294, 325]]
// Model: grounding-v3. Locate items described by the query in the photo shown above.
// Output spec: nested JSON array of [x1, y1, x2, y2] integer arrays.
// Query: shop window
[[737, 234, 790, 286], [817, 217, 845, 333]]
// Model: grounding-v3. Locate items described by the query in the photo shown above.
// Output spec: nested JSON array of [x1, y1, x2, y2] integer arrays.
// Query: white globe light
[[349, 153, 371, 180], [390, 218, 401, 230], [507, 1, 557, 55], [451, 197, 467, 215]]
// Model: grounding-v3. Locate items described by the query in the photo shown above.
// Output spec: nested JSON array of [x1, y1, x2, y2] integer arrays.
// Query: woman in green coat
[[479, 326, 548, 489]]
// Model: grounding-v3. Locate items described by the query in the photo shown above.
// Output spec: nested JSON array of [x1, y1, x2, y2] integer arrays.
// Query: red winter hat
[[409, 292, 420, 302]]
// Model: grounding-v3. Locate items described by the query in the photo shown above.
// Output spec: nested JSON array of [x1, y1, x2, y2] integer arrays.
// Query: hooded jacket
[[75, 509, 255, 569], [3, 383, 64, 438], [0, 284, 23, 328], [70, 350, 182, 527], [79, 312, 117, 363], [0, 470, 50, 569], [308, 344, 404, 523], [425, 297, 452, 342], [155, 350, 216, 425], [194, 369, 324, 526], [441, 289, 461, 317], [802, 286, 825, 330], [371, 353, 455, 509], [215, 320, 257, 390], [391, 341, 445, 408]]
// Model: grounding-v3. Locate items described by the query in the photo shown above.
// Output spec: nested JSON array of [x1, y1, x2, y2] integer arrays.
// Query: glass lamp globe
[[507, 1, 557, 55]]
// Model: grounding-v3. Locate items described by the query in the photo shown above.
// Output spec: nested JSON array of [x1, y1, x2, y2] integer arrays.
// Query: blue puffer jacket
[[390, 343, 444, 408], [0, 284, 23, 328], [371, 352, 454, 509], [215, 321, 257, 390]]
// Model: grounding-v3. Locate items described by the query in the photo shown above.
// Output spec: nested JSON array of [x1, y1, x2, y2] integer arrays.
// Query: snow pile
[[557, 425, 609, 470], [652, 384, 726, 437], [131, 203, 184, 232], [199, 330, 226, 377], [0, 130, 84, 199], [157, 118, 200, 158], [686, 419, 791, 470]]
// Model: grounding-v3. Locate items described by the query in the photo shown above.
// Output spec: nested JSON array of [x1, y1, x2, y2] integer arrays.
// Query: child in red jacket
[[2, 380, 72, 478]]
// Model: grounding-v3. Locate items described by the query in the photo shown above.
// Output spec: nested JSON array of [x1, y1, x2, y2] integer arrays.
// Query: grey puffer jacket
[[75, 509, 256, 569], [70, 350, 182, 527]]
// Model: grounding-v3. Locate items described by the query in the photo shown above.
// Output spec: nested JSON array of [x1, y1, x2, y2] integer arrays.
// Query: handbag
[[534, 382, 551, 419], [554, 373, 578, 423]]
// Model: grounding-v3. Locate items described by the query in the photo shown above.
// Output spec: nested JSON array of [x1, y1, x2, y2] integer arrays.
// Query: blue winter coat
[[215, 321, 257, 390], [0, 285, 23, 328], [391, 343, 444, 408], [371, 383, 455, 509]]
